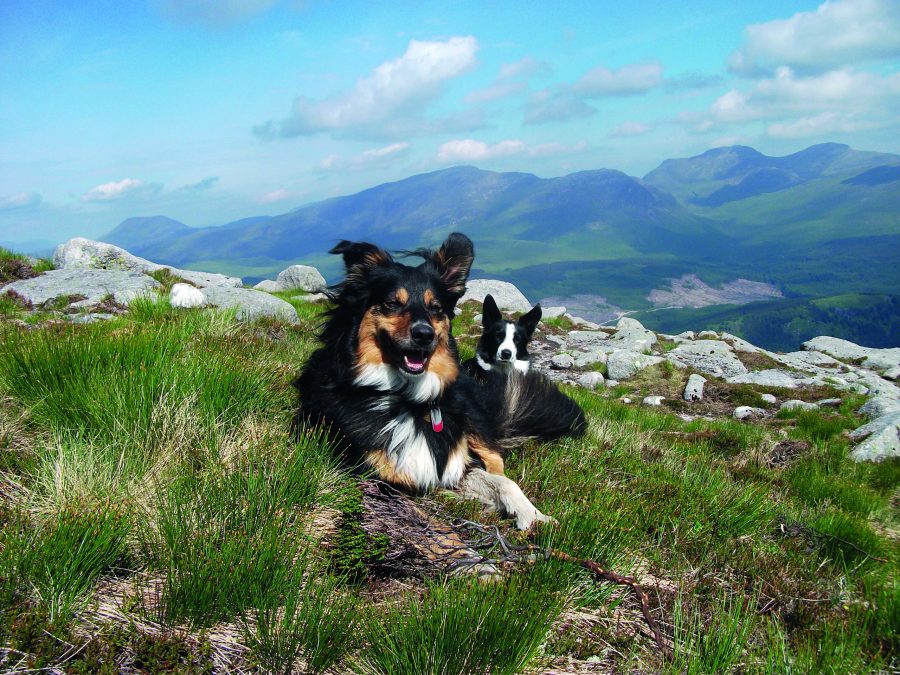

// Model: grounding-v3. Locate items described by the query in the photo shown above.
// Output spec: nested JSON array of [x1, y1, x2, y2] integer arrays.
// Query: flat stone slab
[[683, 374, 706, 401], [667, 340, 747, 379], [54, 237, 241, 288], [200, 285, 298, 322], [4, 268, 160, 306], [727, 369, 812, 389]]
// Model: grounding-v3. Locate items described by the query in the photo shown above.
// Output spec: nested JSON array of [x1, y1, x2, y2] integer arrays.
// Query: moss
[[330, 486, 389, 582]]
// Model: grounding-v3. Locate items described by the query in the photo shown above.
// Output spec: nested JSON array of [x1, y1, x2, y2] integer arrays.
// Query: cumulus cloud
[[255, 36, 479, 140], [573, 62, 663, 96], [437, 139, 525, 162], [318, 142, 411, 171], [730, 0, 900, 74], [708, 67, 900, 124], [465, 57, 547, 104], [81, 178, 161, 203], [158, 0, 278, 25], [608, 121, 653, 138], [436, 138, 587, 163], [767, 111, 876, 138], [525, 61, 663, 125], [0, 192, 42, 211]]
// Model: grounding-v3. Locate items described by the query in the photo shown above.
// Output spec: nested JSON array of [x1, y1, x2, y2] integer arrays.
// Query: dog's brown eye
[[383, 298, 402, 311], [428, 302, 443, 316]]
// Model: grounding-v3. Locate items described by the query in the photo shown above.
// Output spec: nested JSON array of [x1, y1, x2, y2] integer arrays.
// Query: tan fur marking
[[423, 288, 435, 305], [395, 287, 409, 304], [364, 449, 417, 490], [428, 341, 458, 386], [468, 435, 505, 475], [356, 308, 385, 368]]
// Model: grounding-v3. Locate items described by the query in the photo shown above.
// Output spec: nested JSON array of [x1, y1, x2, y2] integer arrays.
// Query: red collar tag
[[430, 406, 443, 432]]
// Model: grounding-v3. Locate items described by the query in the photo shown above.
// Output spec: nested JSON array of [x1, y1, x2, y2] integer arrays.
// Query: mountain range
[[104, 142, 900, 348]]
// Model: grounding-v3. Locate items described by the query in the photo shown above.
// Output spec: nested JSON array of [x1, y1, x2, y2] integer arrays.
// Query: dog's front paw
[[515, 508, 557, 531]]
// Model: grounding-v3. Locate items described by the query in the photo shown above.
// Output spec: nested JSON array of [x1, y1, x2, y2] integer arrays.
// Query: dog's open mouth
[[401, 351, 429, 374]]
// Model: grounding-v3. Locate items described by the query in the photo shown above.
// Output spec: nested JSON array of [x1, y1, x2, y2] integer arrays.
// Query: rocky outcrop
[[54, 238, 242, 288], [666, 340, 747, 378], [4, 269, 159, 307], [196, 286, 298, 322]]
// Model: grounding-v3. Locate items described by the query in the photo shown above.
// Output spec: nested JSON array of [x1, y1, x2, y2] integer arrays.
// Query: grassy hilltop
[[0, 256, 898, 672]]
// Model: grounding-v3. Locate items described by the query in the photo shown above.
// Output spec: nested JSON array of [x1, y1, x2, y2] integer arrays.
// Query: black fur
[[293, 233, 584, 493]]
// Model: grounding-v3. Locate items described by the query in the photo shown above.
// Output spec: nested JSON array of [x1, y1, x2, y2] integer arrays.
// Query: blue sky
[[2, 0, 899, 246]]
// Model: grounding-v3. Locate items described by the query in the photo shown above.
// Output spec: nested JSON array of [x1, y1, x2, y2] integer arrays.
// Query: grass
[[0, 294, 897, 671]]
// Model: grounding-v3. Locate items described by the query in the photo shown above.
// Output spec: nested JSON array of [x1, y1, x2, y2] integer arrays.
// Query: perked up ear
[[329, 240, 392, 274], [518, 303, 542, 337], [482, 294, 501, 326], [432, 232, 474, 300]]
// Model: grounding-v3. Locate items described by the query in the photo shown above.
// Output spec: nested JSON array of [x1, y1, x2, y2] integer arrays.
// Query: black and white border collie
[[468, 294, 541, 375], [293, 233, 584, 529]]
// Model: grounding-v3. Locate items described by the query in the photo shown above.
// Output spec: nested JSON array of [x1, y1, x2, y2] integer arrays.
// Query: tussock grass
[[1, 503, 130, 623], [355, 563, 568, 675], [670, 590, 757, 675]]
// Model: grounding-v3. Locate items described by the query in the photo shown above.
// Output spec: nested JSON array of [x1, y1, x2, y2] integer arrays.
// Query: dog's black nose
[[411, 322, 435, 346], [500, 349, 512, 360]]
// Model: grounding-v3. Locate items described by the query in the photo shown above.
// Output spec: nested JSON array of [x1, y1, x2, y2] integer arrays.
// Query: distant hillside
[[102, 142, 900, 349], [634, 293, 900, 352]]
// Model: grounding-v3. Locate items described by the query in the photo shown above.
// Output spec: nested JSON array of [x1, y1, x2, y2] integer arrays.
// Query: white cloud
[[318, 142, 411, 171], [767, 111, 876, 138], [437, 139, 525, 163], [256, 36, 479, 139], [0, 192, 42, 211], [730, 0, 900, 74], [436, 138, 587, 163], [178, 176, 219, 193], [609, 121, 653, 138], [574, 62, 663, 96], [465, 57, 547, 104], [258, 188, 302, 204], [81, 178, 161, 203]]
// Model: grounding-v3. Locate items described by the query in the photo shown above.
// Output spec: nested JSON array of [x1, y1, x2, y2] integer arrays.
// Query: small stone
[[275, 264, 327, 293], [604, 379, 619, 388], [760, 394, 777, 404], [253, 279, 282, 292], [577, 372, 605, 389], [620, 397, 632, 404], [170, 283, 206, 308], [473, 314, 483, 324], [734, 406, 765, 420], [698, 330, 719, 339], [817, 398, 843, 407], [780, 399, 819, 412], [643, 395, 665, 406], [676, 331, 696, 340], [858, 397, 900, 418], [848, 412, 900, 462], [543, 306, 567, 319], [550, 353, 575, 369], [683, 374, 707, 401], [884, 366, 900, 381], [606, 350, 662, 380]]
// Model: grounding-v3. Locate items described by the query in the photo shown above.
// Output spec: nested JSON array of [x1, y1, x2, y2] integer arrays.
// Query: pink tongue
[[404, 356, 426, 372]]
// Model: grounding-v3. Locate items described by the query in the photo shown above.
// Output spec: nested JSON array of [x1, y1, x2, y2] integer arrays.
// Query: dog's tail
[[492, 370, 587, 448]]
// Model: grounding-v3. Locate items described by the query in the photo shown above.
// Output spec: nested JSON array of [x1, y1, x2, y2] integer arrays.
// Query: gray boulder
[[606, 350, 663, 381], [4, 268, 159, 307], [858, 397, 900, 418], [550, 354, 575, 370], [667, 340, 747, 378], [608, 317, 657, 352], [458, 279, 532, 312], [254, 264, 327, 293], [200, 286, 299, 322], [683, 374, 706, 401], [577, 372, 605, 389], [542, 306, 567, 319], [734, 406, 765, 420], [54, 238, 241, 288], [848, 412, 900, 462]]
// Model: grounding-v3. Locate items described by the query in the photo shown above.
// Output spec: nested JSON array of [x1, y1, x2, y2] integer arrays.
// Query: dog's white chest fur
[[378, 413, 465, 489]]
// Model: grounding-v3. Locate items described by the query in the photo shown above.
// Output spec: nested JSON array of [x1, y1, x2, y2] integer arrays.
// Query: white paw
[[515, 508, 557, 531]]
